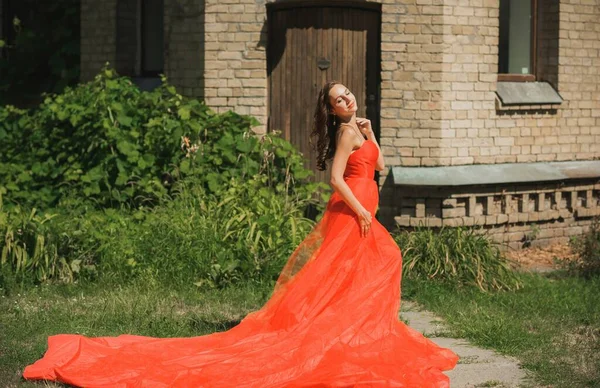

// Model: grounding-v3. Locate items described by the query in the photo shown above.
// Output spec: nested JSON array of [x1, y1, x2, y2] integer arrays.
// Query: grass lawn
[[0, 280, 271, 387], [1, 271, 599, 387], [402, 270, 600, 388]]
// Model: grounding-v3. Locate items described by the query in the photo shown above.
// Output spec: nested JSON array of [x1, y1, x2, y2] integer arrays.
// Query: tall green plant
[[560, 217, 600, 279], [34, 175, 318, 289], [394, 226, 522, 292], [0, 196, 76, 287]]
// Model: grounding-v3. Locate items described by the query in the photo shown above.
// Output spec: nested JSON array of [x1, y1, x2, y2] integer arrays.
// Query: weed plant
[[1, 175, 319, 291], [394, 225, 522, 291], [558, 217, 600, 279]]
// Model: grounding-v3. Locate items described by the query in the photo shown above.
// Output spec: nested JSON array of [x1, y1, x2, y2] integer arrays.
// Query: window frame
[[498, 0, 538, 82]]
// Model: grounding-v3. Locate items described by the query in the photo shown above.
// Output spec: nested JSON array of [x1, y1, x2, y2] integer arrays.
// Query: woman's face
[[328, 84, 358, 118]]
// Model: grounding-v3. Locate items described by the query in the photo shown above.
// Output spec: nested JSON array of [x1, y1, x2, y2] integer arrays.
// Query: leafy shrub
[[0, 65, 326, 211], [109, 176, 317, 288], [394, 226, 522, 292], [560, 217, 600, 279], [0, 65, 329, 290]]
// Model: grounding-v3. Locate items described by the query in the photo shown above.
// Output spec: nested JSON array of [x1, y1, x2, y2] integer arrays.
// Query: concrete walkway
[[399, 300, 534, 388]]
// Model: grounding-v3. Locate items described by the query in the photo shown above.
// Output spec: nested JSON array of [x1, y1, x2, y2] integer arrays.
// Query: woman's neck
[[339, 115, 357, 127]]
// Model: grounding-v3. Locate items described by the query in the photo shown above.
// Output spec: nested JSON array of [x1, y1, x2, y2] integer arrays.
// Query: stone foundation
[[386, 179, 600, 250]]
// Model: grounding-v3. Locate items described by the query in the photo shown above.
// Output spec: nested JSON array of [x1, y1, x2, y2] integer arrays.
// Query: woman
[[23, 81, 459, 387]]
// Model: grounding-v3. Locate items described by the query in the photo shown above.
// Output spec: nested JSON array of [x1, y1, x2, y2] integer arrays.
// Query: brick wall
[[203, 0, 267, 127], [81, 0, 204, 97], [80, 0, 117, 82], [116, 0, 138, 77], [393, 179, 600, 249], [557, 0, 600, 161], [164, 0, 205, 98], [376, 0, 444, 207], [78, 0, 600, 163], [537, 0, 560, 88], [387, 0, 600, 168], [374, 0, 599, 241], [76, 0, 599, 243]]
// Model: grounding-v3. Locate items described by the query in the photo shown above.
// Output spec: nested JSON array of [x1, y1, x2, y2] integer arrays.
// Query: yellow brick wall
[[80, 0, 118, 82], [203, 0, 268, 128], [390, 0, 600, 167], [79, 0, 600, 172], [164, 0, 205, 98]]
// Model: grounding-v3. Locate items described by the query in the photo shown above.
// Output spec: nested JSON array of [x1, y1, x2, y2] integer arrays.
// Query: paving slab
[[400, 300, 534, 388]]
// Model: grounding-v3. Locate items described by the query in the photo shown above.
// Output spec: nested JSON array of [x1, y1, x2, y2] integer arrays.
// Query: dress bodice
[[343, 139, 378, 180]]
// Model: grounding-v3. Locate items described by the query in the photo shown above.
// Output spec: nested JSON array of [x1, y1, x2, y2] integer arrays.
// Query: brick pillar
[[80, 0, 118, 82], [377, 0, 448, 225], [203, 0, 267, 132], [164, 0, 205, 98], [558, 0, 600, 161], [536, 0, 559, 88], [115, 0, 138, 77]]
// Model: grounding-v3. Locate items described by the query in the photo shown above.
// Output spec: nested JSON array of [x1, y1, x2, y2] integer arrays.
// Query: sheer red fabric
[[23, 139, 459, 387]]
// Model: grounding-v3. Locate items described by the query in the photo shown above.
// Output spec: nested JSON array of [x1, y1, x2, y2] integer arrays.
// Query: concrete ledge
[[496, 81, 563, 105], [391, 160, 600, 187]]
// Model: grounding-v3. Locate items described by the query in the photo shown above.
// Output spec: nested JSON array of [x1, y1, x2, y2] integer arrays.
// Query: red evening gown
[[23, 139, 459, 387]]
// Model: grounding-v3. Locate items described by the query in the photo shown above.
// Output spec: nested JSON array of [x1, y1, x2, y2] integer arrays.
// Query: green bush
[[0, 65, 326, 211], [0, 175, 318, 290], [105, 176, 317, 288], [0, 65, 329, 290], [394, 226, 522, 292], [561, 217, 600, 279]]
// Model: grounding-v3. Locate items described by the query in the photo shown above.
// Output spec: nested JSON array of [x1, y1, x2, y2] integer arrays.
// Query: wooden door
[[267, 1, 381, 187]]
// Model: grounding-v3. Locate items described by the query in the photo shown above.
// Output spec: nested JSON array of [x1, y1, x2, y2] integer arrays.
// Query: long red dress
[[23, 139, 459, 387]]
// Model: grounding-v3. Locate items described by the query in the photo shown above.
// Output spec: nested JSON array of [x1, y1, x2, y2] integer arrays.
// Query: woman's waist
[[343, 174, 375, 180], [331, 177, 378, 196], [328, 179, 379, 211]]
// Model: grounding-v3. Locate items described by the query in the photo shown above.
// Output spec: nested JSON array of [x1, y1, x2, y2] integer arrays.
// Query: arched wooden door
[[267, 1, 381, 187]]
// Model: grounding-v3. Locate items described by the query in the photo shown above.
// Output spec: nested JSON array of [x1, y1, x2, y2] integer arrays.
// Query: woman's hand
[[357, 208, 372, 237], [356, 117, 373, 137]]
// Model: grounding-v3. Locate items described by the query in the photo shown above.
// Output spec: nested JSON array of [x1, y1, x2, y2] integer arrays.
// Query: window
[[116, 0, 163, 79], [498, 0, 537, 82], [140, 0, 164, 76]]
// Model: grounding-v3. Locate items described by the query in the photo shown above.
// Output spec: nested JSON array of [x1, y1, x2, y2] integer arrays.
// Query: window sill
[[495, 81, 563, 110], [497, 74, 536, 82]]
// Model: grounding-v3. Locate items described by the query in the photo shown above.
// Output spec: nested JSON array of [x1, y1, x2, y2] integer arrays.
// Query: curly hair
[[309, 80, 342, 171]]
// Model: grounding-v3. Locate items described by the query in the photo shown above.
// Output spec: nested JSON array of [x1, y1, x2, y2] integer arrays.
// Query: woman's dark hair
[[310, 80, 341, 171]]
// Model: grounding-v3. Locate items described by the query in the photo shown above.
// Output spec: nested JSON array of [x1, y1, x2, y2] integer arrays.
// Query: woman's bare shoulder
[[336, 124, 362, 145], [335, 125, 354, 145]]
